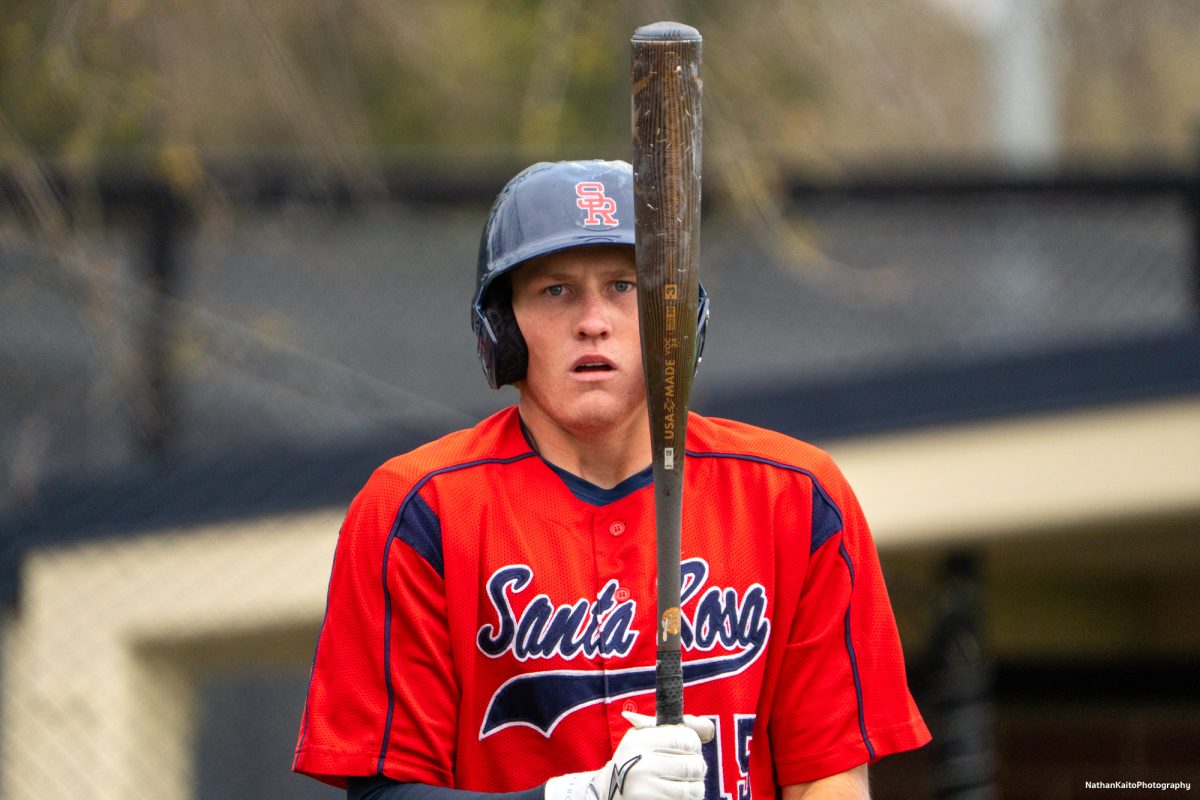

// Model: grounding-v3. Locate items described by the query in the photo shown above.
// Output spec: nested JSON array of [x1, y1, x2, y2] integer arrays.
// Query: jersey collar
[[517, 414, 653, 507]]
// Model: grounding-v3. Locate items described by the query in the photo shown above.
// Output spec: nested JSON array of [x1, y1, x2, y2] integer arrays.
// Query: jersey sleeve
[[769, 456, 930, 785], [293, 466, 460, 789]]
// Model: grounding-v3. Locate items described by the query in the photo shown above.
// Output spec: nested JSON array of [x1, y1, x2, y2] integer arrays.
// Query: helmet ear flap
[[481, 278, 528, 389]]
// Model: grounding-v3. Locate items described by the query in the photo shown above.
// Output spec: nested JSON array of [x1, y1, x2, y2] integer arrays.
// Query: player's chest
[[439, 486, 779, 668]]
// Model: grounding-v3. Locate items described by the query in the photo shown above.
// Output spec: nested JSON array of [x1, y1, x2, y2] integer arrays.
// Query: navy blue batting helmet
[[473, 159, 709, 389]]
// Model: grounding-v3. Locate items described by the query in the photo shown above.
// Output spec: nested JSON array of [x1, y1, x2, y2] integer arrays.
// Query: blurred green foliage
[[2, 0, 1198, 176], [0, 1, 671, 167]]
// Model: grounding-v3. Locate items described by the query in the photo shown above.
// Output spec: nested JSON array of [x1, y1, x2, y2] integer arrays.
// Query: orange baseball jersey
[[293, 407, 930, 793]]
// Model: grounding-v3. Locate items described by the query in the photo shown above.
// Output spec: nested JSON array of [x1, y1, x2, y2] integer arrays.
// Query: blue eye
[[546, 285, 564, 297], [614, 280, 634, 293]]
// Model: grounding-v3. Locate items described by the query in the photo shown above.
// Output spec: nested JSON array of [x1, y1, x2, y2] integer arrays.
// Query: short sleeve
[[293, 468, 460, 789], [769, 463, 930, 785]]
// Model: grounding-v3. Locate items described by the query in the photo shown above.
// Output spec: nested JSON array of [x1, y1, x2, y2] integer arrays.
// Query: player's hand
[[545, 711, 715, 800]]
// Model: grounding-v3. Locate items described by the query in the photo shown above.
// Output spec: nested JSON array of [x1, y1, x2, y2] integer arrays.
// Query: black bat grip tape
[[656, 650, 684, 725]]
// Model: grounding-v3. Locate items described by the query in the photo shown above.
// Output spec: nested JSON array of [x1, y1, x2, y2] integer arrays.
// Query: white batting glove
[[545, 711, 715, 800]]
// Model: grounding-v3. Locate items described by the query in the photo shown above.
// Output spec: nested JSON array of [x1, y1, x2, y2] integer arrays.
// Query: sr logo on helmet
[[575, 181, 619, 228]]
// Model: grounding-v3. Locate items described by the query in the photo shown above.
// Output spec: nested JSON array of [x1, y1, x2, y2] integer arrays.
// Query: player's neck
[[517, 402, 651, 490]]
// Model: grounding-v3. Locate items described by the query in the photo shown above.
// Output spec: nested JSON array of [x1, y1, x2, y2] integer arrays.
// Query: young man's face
[[510, 245, 646, 439]]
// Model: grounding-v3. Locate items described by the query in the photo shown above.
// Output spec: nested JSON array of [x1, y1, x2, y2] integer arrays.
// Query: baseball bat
[[631, 20, 703, 727]]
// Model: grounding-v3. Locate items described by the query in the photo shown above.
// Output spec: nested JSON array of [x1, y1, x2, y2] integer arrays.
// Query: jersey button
[[609, 521, 626, 536]]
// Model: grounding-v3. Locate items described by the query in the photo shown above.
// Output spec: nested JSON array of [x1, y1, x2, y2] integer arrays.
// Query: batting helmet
[[473, 159, 710, 389]]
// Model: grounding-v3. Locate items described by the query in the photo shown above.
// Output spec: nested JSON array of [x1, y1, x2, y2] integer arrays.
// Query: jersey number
[[701, 714, 755, 800]]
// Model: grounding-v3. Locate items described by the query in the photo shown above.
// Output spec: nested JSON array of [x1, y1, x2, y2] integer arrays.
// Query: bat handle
[[656, 650, 684, 725]]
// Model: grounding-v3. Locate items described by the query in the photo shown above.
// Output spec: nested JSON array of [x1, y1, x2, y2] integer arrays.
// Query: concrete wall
[[1, 510, 341, 800]]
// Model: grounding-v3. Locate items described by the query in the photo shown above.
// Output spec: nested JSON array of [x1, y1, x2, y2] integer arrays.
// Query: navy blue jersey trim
[[543, 460, 654, 506], [685, 450, 845, 554], [377, 451, 536, 774], [396, 493, 444, 577], [838, 540, 875, 761]]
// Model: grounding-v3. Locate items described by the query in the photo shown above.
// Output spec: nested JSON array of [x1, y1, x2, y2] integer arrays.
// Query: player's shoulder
[[362, 406, 529, 498], [334, 409, 530, 564], [374, 406, 527, 480], [686, 412, 846, 488]]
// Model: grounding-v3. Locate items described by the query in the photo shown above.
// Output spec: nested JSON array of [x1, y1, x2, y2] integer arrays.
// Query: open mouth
[[573, 360, 614, 373]]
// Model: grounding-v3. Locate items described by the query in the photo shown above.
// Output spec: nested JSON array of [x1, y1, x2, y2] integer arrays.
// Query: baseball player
[[293, 160, 930, 800]]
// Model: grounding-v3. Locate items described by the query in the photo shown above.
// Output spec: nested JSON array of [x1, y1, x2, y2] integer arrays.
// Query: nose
[[575, 291, 612, 340]]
